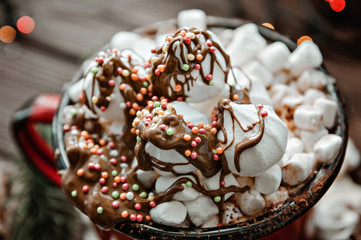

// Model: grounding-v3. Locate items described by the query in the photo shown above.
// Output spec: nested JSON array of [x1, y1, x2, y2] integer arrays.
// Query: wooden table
[[1, 0, 360, 165]]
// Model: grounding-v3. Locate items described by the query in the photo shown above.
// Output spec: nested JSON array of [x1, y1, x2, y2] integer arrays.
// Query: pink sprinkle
[[122, 183, 129, 191], [195, 137, 202, 143], [94, 163, 101, 170], [101, 186, 108, 193], [191, 151, 197, 159], [71, 125, 78, 130], [213, 154, 219, 161], [199, 128, 206, 134], [152, 96, 159, 101], [206, 40, 213, 47], [113, 182, 118, 188], [137, 214, 143, 222], [134, 203, 142, 210], [110, 158, 117, 165], [176, 96, 183, 101], [112, 201, 119, 209], [120, 176, 127, 183], [160, 124, 167, 131], [161, 102, 167, 108], [126, 101, 131, 108], [155, 69, 161, 75], [206, 74, 213, 81], [191, 141, 197, 147], [108, 79, 115, 87], [82, 185, 89, 193], [120, 155, 127, 162], [209, 46, 216, 52], [130, 214, 137, 222], [194, 64, 201, 70], [184, 36, 191, 44], [63, 124, 70, 132], [149, 201, 156, 208], [99, 178, 106, 185], [88, 163, 95, 170], [117, 67, 123, 75], [108, 142, 115, 148]]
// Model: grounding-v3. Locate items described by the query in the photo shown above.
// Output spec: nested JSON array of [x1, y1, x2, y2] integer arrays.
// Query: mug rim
[[52, 16, 348, 239]]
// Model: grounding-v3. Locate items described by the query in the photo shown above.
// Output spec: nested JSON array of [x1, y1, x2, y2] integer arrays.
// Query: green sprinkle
[[132, 184, 140, 191], [71, 190, 77, 197], [182, 64, 190, 71], [112, 170, 118, 176], [97, 206, 103, 214], [154, 101, 161, 108], [143, 81, 149, 87], [91, 67, 98, 74], [185, 181, 192, 187], [70, 108, 77, 116], [209, 80, 215, 86], [112, 191, 120, 199], [136, 136, 142, 142], [166, 128, 174, 136], [139, 192, 147, 198], [214, 196, 221, 203]]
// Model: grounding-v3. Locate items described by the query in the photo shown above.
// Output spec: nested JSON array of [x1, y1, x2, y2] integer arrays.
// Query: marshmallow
[[222, 202, 243, 225], [255, 165, 282, 194], [314, 97, 338, 129], [288, 41, 323, 76], [136, 169, 157, 189], [297, 69, 327, 93], [303, 88, 326, 106], [227, 24, 267, 67], [294, 105, 323, 131], [236, 189, 265, 216], [155, 175, 200, 201], [177, 9, 207, 30], [171, 101, 209, 126], [257, 41, 291, 73], [218, 103, 288, 176], [264, 186, 289, 208], [145, 142, 197, 175], [150, 201, 187, 227], [344, 138, 361, 171], [248, 76, 273, 106], [133, 37, 156, 60], [227, 67, 251, 89], [203, 171, 240, 200], [242, 60, 273, 87], [273, 70, 291, 85], [184, 195, 219, 226], [110, 31, 141, 50], [278, 137, 304, 166], [201, 215, 219, 228], [270, 84, 298, 111], [300, 128, 328, 152], [282, 153, 314, 186], [314, 134, 342, 164]]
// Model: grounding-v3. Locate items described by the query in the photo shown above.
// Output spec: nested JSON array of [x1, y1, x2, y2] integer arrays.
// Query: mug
[[11, 17, 348, 239]]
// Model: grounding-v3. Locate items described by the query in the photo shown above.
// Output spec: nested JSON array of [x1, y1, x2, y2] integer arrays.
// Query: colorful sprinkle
[[209, 80, 215, 86], [216, 147, 224, 154], [166, 128, 174, 136], [213, 154, 219, 161], [187, 53, 195, 61], [134, 203, 142, 210], [181, 64, 190, 71], [110, 158, 117, 165], [149, 201, 156, 208], [82, 185, 89, 193], [99, 178, 106, 185], [175, 84, 182, 92], [120, 193, 127, 200], [101, 186, 108, 194], [214, 196, 221, 203], [196, 54, 203, 61], [183, 134, 191, 141], [132, 184, 140, 191], [185, 149, 191, 157], [137, 214, 143, 222], [186, 181, 192, 187], [121, 211, 129, 218], [140, 192, 147, 198], [130, 214, 137, 222], [91, 67, 98, 74], [194, 64, 201, 70], [190, 151, 198, 159], [191, 141, 197, 147], [114, 176, 121, 184], [122, 183, 129, 191], [127, 192, 135, 200], [297, 35, 313, 46], [122, 69, 130, 77], [262, 22, 275, 30], [112, 201, 119, 209], [209, 46, 216, 52], [112, 170, 118, 177], [112, 191, 120, 199], [97, 207, 104, 214], [77, 169, 84, 176], [261, 110, 268, 118], [71, 190, 77, 197], [191, 127, 199, 134]]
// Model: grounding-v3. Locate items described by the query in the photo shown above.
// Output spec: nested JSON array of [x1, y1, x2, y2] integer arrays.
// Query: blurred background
[[0, 0, 361, 239]]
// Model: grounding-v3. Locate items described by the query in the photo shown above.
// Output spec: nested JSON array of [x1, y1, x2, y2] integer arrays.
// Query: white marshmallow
[[314, 134, 342, 164], [136, 169, 157, 189], [242, 60, 273, 87], [314, 98, 338, 129], [133, 37, 156, 60], [201, 215, 219, 228], [344, 138, 361, 171], [303, 88, 326, 106], [255, 165, 282, 194], [248, 76, 273, 106], [171, 101, 209, 126], [203, 171, 240, 200], [155, 175, 200, 201], [264, 186, 289, 208], [145, 142, 197, 175], [300, 128, 328, 152], [270, 84, 298, 111], [222, 202, 243, 225], [257, 41, 291, 73], [278, 137, 304, 166], [177, 9, 207, 30], [150, 201, 187, 227], [227, 67, 251, 90], [218, 103, 288, 176], [236, 189, 265, 216], [273, 70, 290, 85], [110, 31, 141, 50], [288, 41, 323, 76], [294, 105, 323, 132], [227, 24, 267, 67], [297, 69, 327, 93], [184, 195, 219, 226], [282, 153, 314, 186]]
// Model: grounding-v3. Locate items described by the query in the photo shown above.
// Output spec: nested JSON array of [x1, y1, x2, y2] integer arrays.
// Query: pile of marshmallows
[[70, 9, 343, 227]]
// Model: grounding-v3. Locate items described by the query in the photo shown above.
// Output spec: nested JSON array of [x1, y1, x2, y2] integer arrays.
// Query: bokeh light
[[16, 16, 35, 34], [261, 22, 275, 30], [327, 0, 346, 12], [0, 26, 16, 43], [297, 35, 313, 46]]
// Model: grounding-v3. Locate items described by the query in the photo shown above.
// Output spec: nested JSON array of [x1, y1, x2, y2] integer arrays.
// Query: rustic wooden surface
[[1, 0, 360, 165]]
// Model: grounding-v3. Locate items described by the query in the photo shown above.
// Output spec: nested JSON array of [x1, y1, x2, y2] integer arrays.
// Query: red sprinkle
[[99, 178, 106, 185], [63, 124, 70, 132], [261, 110, 268, 118], [110, 158, 117, 165], [82, 185, 89, 193], [151, 49, 156, 53], [209, 46, 216, 52], [206, 40, 213, 47], [112, 201, 119, 209], [94, 163, 101, 170], [134, 203, 142, 210], [101, 186, 108, 193], [191, 141, 197, 147], [221, 181, 226, 186], [194, 64, 201, 70], [120, 155, 127, 162], [108, 79, 115, 87], [152, 96, 159, 101], [191, 151, 198, 159], [120, 176, 127, 183], [126, 101, 131, 108], [130, 214, 137, 222], [116, 67, 123, 75], [88, 163, 95, 170], [212, 121, 217, 127], [206, 74, 213, 81], [257, 104, 264, 110], [122, 183, 129, 191], [137, 214, 143, 222], [96, 149, 103, 155], [213, 154, 219, 161], [155, 69, 161, 75], [149, 201, 156, 208], [95, 57, 104, 64], [160, 124, 167, 131], [108, 142, 115, 148], [100, 106, 107, 112], [176, 96, 183, 102], [184, 36, 191, 44], [195, 137, 202, 143], [187, 123, 194, 129], [113, 182, 118, 188], [161, 102, 167, 108]]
